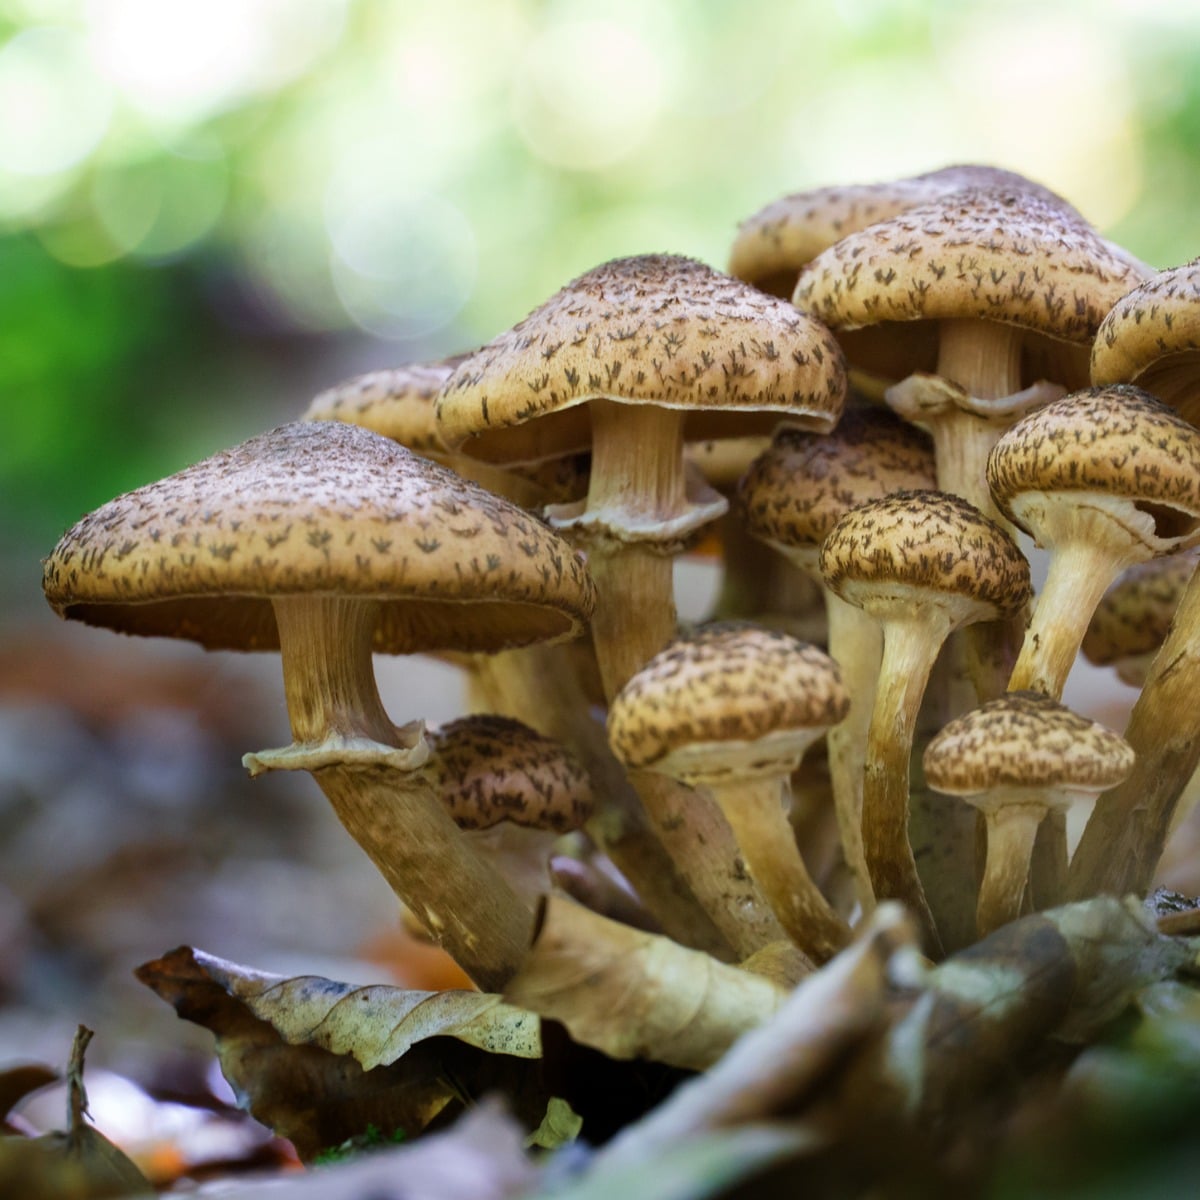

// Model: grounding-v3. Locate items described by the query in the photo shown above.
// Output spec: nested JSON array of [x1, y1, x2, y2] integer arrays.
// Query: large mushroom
[[42, 421, 596, 991], [436, 253, 847, 956], [819, 490, 1032, 950]]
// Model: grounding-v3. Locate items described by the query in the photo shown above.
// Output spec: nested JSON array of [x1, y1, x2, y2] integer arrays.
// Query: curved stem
[[977, 803, 1044, 937], [864, 612, 947, 953], [709, 776, 850, 962], [263, 595, 534, 992]]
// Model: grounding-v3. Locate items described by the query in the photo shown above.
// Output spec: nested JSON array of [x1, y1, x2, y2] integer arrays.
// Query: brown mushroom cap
[[607, 622, 848, 784], [436, 254, 847, 466], [1082, 549, 1200, 668], [303, 357, 465, 452], [425, 714, 594, 832], [986, 385, 1200, 538], [1091, 259, 1200, 423], [819, 489, 1031, 619], [42, 421, 596, 654], [923, 691, 1134, 800], [729, 164, 1069, 297], [793, 189, 1144, 346], [739, 409, 936, 552]]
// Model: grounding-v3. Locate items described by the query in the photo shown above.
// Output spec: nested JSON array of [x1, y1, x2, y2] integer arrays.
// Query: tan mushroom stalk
[[924, 693, 1134, 935], [608, 623, 852, 962], [989, 386, 1200, 700], [819, 490, 1032, 951], [738, 409, 937, 912], [437, 254, 847, 957], [42, 422, 598, 993], [422, 715, 594, 907]]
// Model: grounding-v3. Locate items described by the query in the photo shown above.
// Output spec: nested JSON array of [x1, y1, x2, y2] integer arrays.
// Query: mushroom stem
[[263, 595, 535, 992], [824, 590, 882, 914], [976, 801, 1044, 936], [863, 611, 947, 953], [707, 776, 851, 962], [1008, 528, 1135, 697]]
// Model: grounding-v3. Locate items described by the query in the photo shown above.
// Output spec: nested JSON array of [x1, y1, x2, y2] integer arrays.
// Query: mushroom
[[423, 714, 595, 907], [819, 490, 1032, 950], [989, 386, 1200, 699], [923, 692, 1134, 935], [436, 253, 847, 956], [607, 623, 852, 961], [738, 409, 937, 911], [42, 421, 596, 991]]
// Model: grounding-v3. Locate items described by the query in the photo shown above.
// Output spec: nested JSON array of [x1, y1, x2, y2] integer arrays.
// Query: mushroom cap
[[607, 622, 849, 785], [1082, 549, 1199, 668], [1091, 258, 1200, 424], [739, 409, 936, 553], [986, 385, 1200, 536], [729, 164, 1070, 297], [435, 254, 847, 465], [793, 189, 1147, 348], [42, 421, 596, 654], [819, 490, 1031, 620], [425, 714, 594, 832], [923, 691, 1134, 799], [303, 357, 464, 452]]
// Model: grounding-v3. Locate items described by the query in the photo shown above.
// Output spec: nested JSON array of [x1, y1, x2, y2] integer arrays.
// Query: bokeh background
[[5, 0, 1200, 1150]]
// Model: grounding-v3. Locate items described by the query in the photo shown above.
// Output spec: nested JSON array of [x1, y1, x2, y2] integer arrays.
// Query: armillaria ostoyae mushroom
[[436, 253, 847, 957], [422, 714, 595, 907], [607, 622, 852, 962], [738, 409, 937, 911], [924, 692, 1133, 935], [819, 490, 1032, 951], [41, 421, 597, 992]]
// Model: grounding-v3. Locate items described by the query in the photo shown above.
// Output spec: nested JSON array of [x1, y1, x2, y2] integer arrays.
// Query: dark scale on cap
[[425, 715, 594, 832], [819, 490, 1031, 615], [607, 621, 848, 773], [793, 189, 1146, 345], [42, 421, 595, 654], [436, 254, 847, 461], [924, 691, 1134, 796], [739, 409, 936, 551], [986, 385, 1200, 530]]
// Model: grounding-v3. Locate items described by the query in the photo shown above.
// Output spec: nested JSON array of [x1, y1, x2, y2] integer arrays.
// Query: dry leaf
[[524, 1096, 583, 1150], [505, 897, 787, 1072], [136, 947, 551, 1160]]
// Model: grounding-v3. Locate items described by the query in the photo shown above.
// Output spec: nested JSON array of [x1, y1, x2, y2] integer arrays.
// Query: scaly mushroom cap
[[923, 691, 1134, 801], [1082, 549, 1200, 669], [793, 189, 1144, 344], [739, 409, 936, 553], [436, 254, 847, 466], [819, 490, 1031, 619], [686, 436, 774, 493], [303, 358, 464, 452], [729, 164, 1069, 297], [42, 421, 596, 654], [1091, 259, 1200, 424], [425, 714, 594, 832], [607, 622, 849, 785], [987, 385, 1200, 538]]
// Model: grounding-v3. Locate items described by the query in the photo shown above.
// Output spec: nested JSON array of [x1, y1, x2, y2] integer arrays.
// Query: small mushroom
[[608, 623, 851, 961], [924, 693, 1134, 935], [819, 490, 1032, 950], [424, 714, 595, 906]]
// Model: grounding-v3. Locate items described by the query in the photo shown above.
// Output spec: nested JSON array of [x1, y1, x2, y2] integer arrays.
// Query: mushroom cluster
[[41, 167, 1200, 1004]]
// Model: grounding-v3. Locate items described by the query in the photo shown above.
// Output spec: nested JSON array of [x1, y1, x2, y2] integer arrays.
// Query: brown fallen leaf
[[136, 947, 552, 1160], [0, 1064, 57, 1134], [504, 897, 788, 1072]]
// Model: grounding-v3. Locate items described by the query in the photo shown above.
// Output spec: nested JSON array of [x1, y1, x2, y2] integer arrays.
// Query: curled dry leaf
[[504, 897, 787, 1072], [135, 947, 548, 1160]]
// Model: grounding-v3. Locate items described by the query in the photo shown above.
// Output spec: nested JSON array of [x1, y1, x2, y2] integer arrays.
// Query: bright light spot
[[512, 19, 665, 170], [0, 27, 112, 175], [325, 180, 477, 341], [86, 0, 347, 126]]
